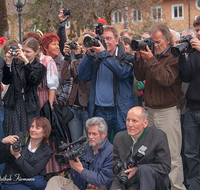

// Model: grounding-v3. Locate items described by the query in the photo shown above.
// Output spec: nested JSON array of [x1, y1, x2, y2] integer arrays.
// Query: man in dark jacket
[[45, 117, 113, 190], [77, 25, 137, 141], [111, 106, 171, 190], [134, 23, 185, 190], [178, 16, 200, 189]]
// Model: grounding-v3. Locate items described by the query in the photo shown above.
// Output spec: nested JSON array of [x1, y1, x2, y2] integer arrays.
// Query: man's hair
[[2, 39, 18, 54], [86, 117, 108, 135], [81, 31, 96, 38], [120, 29, 133, 37], [170, 29, 180, 40], [121, 37, 131, 45], [149, 23, 174, 46], [182, 29, 194, 37], [22, 31, 42, 47], [103, 25, 119, 39], [140, 108, 148, 121], [193, 16, 200, 27]]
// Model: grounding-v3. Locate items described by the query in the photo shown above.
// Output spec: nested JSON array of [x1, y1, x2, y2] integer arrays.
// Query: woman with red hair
[[41, 33, 71, 176]]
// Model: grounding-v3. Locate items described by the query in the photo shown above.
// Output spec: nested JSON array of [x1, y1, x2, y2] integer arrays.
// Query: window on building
[[65, 20, 70, 29], [172, 4, 184, 20], [151, 6, 162, 21], [131, 9, 142, 23], [113, 10, 123, 24], [196, 0, 200, 10]]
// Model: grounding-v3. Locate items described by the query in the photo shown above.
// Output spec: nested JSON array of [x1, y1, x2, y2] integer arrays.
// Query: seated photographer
[[178, 16, 200, 188], [111, 106, 171, 190], [0, 117, 53, 190], [45, 117, 113, 190]]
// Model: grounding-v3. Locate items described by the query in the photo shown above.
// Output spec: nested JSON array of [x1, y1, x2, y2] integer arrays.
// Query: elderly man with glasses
[[134, 23, 185, 190]]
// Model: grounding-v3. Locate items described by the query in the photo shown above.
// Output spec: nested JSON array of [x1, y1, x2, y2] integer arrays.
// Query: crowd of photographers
[[0, 8, 200, 190]]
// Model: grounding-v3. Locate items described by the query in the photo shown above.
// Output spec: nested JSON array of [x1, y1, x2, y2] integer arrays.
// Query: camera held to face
[[8, 45, 19, 56], [66, 42, 77, 50], [62, 9, 70, 16], [130, 38, 154, 53], [171, 34, 195, 58], [55, 136, 87, 164], [113, 147, 146, 185]]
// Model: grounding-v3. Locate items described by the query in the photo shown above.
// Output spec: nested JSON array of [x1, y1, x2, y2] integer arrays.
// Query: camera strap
[[79, 157, 94, 170]]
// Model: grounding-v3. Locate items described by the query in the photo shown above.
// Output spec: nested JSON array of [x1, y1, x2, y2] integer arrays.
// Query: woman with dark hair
[[2, 38, 46, 136], [0, 117, 53, 190]]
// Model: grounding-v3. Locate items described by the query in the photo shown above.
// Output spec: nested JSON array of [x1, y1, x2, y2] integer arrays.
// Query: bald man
[[111, 106, 171, 190]]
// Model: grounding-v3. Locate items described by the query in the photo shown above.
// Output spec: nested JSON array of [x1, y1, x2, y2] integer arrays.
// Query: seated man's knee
[[30, 176, 47, 190]]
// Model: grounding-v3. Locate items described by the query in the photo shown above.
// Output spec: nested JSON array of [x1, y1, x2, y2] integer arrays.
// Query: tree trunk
[[0, 0, 8, 38]]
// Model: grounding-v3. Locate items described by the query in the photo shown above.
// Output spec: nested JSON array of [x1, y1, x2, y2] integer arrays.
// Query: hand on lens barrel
[[15, 49, 29, 64], [10, 145, 21, 159], [139, 46, 154, 60], [63, 44, 71, 56], [2, 135, 19, 144], [59, 9, 69, 22], [90, 40, 105, 54], [124, 167, 137, 179], [71, 43, 82, 55]]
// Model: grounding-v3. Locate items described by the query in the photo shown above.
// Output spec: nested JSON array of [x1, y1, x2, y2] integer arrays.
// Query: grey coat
[[111, 126, 171, 189]]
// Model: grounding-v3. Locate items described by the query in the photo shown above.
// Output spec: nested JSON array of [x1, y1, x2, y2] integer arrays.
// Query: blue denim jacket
[[77, 45, 137, 131], [70, 138, 113, 190]]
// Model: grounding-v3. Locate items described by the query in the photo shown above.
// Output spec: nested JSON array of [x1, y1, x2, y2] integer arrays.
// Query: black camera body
[[94, 22, 104, 36], [55, 136, 87, 164], [63, 9, 70, 16], [130, 37, 154, 53], [171, 34, 195, 58], [113, 148, 146, 185], [83, 35, 107, 50], [12, 140, 22, 152], [8, 45, 19, 56], [67, 42, 77, 50]]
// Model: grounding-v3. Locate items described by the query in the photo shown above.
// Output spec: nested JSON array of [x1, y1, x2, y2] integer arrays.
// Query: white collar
[[28, 141, 38, 153]]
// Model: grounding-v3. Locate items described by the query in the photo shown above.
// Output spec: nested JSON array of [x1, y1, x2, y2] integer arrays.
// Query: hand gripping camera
[[55, 136, 87, 164], [171, 34, 195, 58], [113, 146, 147, 185], [12, 140, 22, 152], [130, 37, 154, 53]]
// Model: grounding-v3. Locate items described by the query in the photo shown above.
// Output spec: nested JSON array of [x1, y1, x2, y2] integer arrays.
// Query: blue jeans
[[183, 108, 200, 187], [2, 175, 47, 190], [93, 106, 118, 141], [0, 109, 4, 189], [68, 106, 88, 142]]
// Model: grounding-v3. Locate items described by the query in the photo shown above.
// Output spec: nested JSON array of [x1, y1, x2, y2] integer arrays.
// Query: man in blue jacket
[[45, 117, 113, 190], [77, 25, 137, 140]]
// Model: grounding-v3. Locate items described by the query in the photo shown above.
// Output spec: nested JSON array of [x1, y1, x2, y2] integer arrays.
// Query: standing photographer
[[178, 16, 200, 189], [134, 23, 185, 190], [77, 25, 137, 141]]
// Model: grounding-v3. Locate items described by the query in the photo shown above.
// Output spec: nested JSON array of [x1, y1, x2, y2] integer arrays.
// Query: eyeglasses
[[104, 37, 114, 41], [154, 39, 164, 46]]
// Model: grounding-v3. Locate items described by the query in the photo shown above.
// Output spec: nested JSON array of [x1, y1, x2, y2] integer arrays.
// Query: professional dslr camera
[[113, 146, 147, 185], [55, 136, 87, 164], [12, 140, 22, 152], [83, 22, 106, 50], [66, 42, 77, 50], [8, 45, 19, 56], [130, 37, 154, 53], [63, 9, 71, 16], [171, 34, 195, 58]]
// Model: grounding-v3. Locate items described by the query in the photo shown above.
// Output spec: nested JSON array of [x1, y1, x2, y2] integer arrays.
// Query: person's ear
[[144, 119, 148, 128], [102, 131, 107, 139]]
